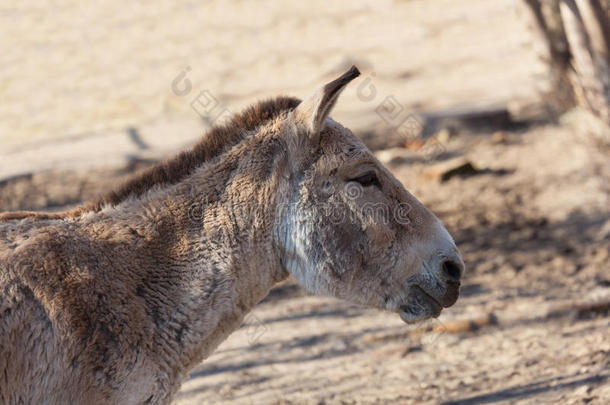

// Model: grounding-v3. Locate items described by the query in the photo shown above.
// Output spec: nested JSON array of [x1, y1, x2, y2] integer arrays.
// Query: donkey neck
[[90, 132, 292, 397]]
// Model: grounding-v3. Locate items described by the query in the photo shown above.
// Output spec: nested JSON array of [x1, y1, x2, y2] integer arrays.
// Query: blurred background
[[1, 0, 609, 404]]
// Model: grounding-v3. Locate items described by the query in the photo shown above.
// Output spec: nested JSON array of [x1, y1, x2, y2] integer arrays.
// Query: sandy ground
[[1, 0, 543, 178], [2, 0, 609, 404]]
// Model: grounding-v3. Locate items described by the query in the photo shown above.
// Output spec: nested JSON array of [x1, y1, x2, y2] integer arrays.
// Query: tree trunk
[[521, 0, 610, 128]]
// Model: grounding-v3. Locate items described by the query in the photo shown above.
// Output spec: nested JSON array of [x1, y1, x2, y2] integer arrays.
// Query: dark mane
[[0, 96, 301, 222]]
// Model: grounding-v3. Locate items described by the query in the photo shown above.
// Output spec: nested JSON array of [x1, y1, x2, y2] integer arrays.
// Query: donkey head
[[275, 66, 464, 323]]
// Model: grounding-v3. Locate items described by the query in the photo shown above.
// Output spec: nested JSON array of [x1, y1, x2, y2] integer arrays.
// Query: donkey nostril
[[442, 260, 462, 281]]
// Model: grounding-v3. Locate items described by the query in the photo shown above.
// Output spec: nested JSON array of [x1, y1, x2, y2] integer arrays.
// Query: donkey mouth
[[398, 284, 459, 324], [398, 286, 442, 323]]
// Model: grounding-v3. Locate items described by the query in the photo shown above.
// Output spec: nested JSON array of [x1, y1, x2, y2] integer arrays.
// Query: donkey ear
[[295, 65, 360, 137]]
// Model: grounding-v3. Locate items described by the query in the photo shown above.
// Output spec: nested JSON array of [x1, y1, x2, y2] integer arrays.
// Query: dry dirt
[[1, 0, 543, 180]]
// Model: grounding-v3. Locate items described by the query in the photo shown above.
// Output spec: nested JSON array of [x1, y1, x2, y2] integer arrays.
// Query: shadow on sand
[[441, 372, 608, 404]]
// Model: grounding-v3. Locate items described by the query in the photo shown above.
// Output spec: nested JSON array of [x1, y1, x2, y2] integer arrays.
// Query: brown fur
[[0, 67, 463, 404]]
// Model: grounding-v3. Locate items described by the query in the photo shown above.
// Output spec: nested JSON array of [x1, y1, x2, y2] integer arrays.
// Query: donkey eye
[[350, 171, 380, 187]]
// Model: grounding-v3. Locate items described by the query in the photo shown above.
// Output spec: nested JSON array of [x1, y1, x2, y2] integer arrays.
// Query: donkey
[[0, 66, 464, 404]]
